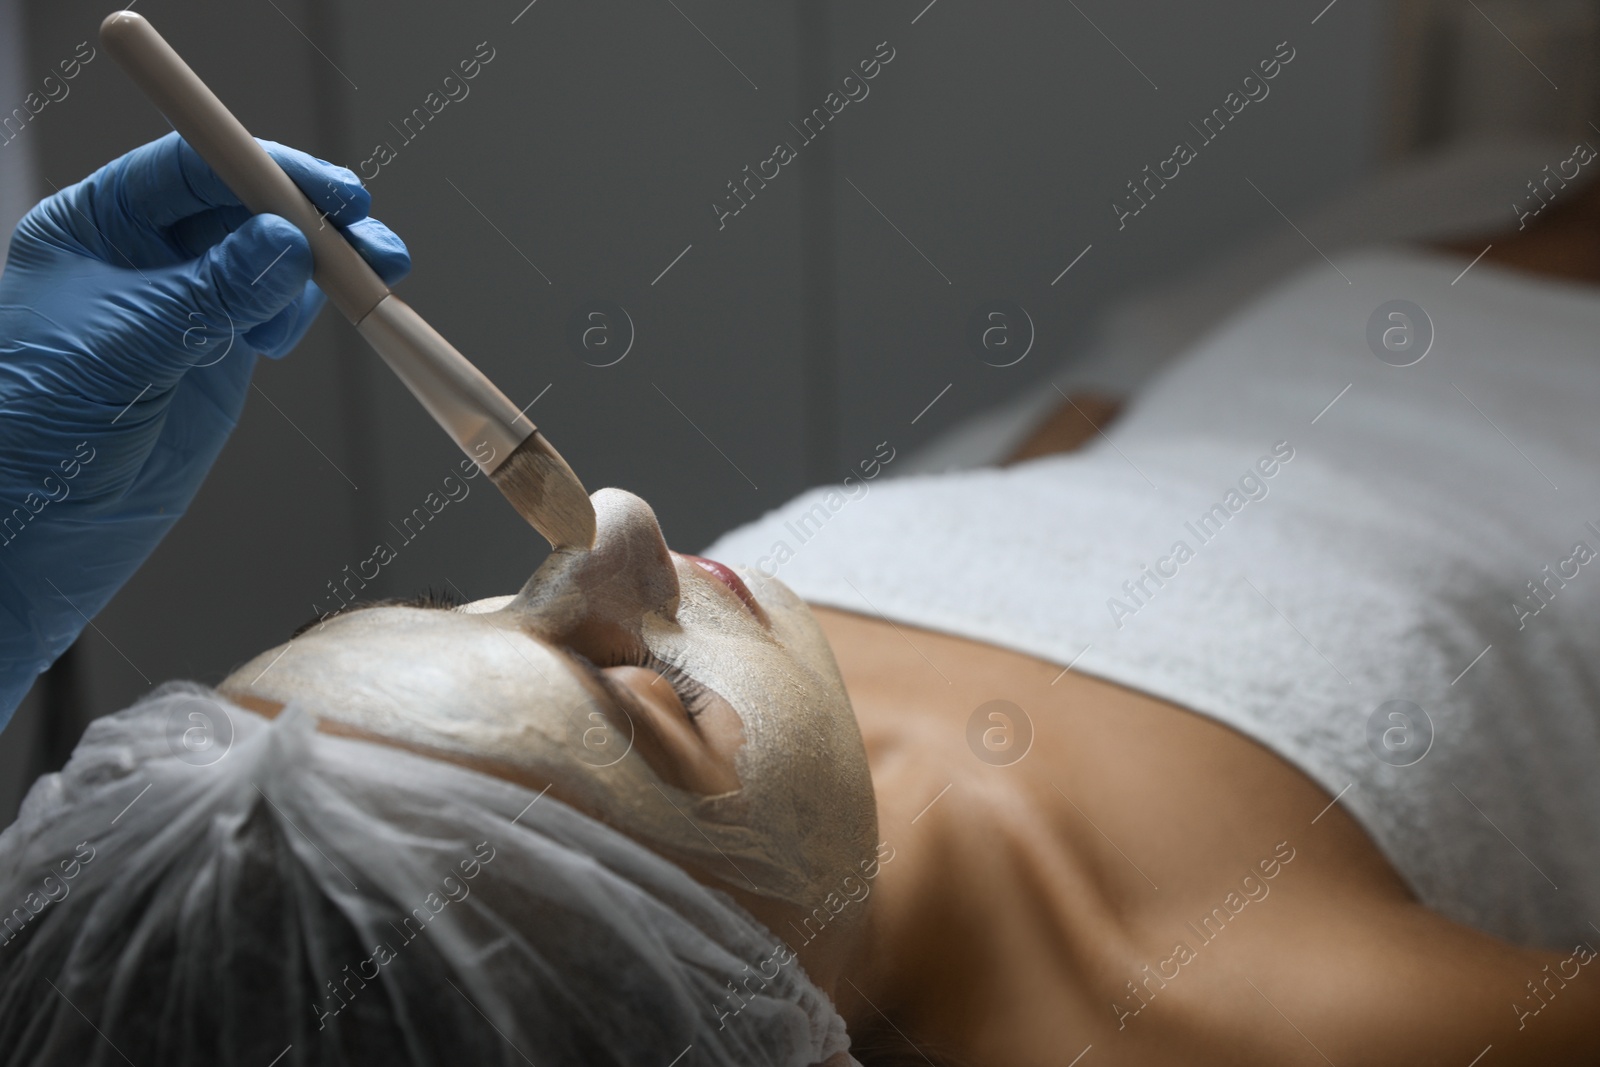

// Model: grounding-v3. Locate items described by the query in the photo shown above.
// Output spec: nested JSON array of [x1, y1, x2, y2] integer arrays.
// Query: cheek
[[642, 601, 874, 904], [694, 697, 751, 780], [643, 578, 857, 767], [610, 666, 743, 793], [759, 606, 852, 720], [738, 571, 841, 675], [645, 607, 787, 716]]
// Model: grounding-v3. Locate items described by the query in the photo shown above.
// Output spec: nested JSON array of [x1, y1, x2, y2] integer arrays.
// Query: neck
[[811, 607, 1123, 1066]]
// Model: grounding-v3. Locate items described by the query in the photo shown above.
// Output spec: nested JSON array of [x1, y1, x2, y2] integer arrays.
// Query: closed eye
[[566, 647, 714, 720]]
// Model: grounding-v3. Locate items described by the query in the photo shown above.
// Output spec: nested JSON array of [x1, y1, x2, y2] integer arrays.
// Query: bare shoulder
[[1148, 879, 1600, 1066], [814, 607, 1600, 1066]]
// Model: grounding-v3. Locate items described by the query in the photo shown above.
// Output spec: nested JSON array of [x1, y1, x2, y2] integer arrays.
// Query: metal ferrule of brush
[[355, 295, 531, 474]]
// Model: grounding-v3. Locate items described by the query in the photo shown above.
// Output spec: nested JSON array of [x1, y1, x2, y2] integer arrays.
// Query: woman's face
[[221, 488, 878, 908]]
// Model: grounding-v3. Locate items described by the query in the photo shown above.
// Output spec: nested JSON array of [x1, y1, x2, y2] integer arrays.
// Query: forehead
[[458, 594, 517, 615], [298, 601, 516, 641], [237, 603, 600, 717], [301, 601, 573, 669]]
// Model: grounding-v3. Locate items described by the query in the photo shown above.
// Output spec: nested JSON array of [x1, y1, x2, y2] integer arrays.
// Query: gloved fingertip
[[260, 138, 372, 223], [322, 166, 372, 223], [239, 213, 314, 289], [250, 282, 327, 358], [328, 162, 366, 192], [196, 214, 314, 329], [245, 306, 298, 358], [344, 216, 412, 286]]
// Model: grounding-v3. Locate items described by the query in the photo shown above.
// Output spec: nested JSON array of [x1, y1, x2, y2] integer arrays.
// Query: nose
[[509, 488, 681, 645]]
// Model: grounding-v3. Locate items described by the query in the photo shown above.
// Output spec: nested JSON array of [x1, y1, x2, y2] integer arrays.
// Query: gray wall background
[[1, 0, 1382, 815]]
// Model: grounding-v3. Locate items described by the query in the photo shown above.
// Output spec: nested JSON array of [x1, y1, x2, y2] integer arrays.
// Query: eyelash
[[606, 649, 714, 720]]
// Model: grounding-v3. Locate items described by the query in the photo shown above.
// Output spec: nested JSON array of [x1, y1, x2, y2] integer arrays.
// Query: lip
[[682, 554, 767, 623]]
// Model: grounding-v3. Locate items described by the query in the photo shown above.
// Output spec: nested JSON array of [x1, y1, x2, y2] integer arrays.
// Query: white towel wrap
[[707, 249, 1600, 949]]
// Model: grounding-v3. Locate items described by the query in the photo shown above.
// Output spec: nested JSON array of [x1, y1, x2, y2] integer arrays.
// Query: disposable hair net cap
[[0, 682, 858, 1067]]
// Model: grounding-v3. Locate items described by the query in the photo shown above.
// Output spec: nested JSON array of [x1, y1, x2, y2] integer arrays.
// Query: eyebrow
[[291, 587, 466, 638]]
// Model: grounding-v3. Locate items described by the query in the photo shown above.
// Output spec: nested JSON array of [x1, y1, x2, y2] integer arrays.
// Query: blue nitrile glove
[[0, 131, 410, 722]]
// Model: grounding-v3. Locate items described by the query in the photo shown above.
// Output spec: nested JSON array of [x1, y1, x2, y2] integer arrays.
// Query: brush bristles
[[489, 432, 597, 550]]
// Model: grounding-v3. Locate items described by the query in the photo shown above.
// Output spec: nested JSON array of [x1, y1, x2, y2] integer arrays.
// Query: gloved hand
[[0, 131, 410, 721]]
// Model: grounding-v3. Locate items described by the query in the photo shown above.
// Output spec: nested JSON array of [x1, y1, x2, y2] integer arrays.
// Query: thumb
[[184, 213, 313, 336]]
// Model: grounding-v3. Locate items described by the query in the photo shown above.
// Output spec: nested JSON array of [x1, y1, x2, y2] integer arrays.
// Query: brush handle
[[356, 296, 535, 472], [101, 8, 535, 472], [99, 10, 390, 324]]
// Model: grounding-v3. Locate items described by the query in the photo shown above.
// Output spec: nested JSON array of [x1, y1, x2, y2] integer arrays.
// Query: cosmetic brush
[[99, 10, 597, 551]]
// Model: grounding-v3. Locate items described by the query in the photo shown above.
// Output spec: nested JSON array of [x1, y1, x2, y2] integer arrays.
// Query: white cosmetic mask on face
[[636, 562, 878, 906], [225, 489, 878, 910]]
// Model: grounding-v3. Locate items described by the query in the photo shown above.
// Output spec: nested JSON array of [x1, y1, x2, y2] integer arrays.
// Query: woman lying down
[[4, 193, 1600, 1067]]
